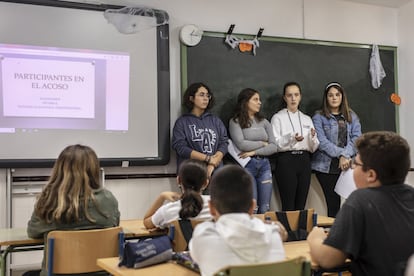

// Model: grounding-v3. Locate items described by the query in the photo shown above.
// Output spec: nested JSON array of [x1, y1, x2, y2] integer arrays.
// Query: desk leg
[[1, 246, 9, 276], [1, 245, 44, 276]]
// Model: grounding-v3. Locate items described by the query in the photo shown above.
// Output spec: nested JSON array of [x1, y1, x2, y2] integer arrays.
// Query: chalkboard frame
[[181, 31, 398, 135], [0, 0, 171, 168]]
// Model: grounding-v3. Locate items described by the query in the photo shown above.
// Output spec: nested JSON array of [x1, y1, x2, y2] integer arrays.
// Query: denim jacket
[[311, 111, 361, 173]]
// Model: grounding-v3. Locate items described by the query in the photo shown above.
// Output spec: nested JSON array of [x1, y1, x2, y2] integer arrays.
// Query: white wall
[[0, 0, 407, 229], [398, 0, 414, 163]]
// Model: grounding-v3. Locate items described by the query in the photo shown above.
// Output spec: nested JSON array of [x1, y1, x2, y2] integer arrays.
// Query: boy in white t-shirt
[[189, 165, 285, 276]]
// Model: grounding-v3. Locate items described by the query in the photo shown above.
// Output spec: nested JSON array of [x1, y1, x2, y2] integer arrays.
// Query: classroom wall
[[0, 0, 411, 230], [397, 0, 414, 163]]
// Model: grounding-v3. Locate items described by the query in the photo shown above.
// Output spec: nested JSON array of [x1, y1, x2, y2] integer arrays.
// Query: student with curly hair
[[172, 82, 228, 178]]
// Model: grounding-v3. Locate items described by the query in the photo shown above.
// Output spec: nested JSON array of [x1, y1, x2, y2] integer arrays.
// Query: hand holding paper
[[227, 139, 250, 167], [334, 169, 357, 199]]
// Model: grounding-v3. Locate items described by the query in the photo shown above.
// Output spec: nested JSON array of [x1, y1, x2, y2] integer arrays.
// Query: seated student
[[189, 164, 285, 276], [26, 144, 120, 276], [307, 131, 414, 276], [143, 159, 211, 229]]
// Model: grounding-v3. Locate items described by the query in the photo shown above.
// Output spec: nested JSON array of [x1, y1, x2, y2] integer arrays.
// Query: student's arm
[[209, 151, 224, 167], [229, 119, 264, 151], [307, 115, 320, 153], [254, 119, 278, 156], [143, 192, 180, 229], [307, 227, 348, 269], [270, 113, 296, 149], [343, 112, 362, 157], [312, 113, 344, 158]]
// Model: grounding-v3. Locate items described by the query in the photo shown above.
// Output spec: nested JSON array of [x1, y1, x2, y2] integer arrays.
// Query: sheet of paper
[[227, 139, 250, 167], [334, 168, 357, 199]]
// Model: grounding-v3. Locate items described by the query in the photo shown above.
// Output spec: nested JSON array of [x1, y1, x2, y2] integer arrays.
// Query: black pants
[[274, 151, 311, 211], [315, 172, 341, 217]]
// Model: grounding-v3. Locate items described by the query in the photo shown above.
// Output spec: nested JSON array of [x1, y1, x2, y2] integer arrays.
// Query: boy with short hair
[[307, 131, 414, 276], [189, 165, 285, 276]]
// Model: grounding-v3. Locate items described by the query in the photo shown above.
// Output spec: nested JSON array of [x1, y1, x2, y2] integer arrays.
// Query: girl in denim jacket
[[311, 82, 361, 217]]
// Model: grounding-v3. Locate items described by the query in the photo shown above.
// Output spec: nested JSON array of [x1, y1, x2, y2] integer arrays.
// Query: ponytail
[[179, 189, 203, 219], [176, 159, 208, 219]]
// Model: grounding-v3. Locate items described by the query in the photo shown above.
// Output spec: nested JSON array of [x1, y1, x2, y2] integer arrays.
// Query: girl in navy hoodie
[[172, 82, 228, 178]]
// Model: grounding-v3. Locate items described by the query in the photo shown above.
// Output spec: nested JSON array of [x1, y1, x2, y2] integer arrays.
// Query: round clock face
[[180, 24, 203, 46]]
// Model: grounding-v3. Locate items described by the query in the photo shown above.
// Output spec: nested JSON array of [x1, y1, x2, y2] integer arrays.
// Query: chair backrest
[[46, 226, 122, 275], [264, 209, 315, 241], [213, 256, 311, 276], [168, 219, 205, 252]]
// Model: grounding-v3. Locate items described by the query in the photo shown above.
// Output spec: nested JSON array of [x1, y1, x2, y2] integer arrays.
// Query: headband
[[325, 82, 342, 91]]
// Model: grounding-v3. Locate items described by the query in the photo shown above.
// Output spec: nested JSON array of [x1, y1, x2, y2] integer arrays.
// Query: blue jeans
[[244, 157, 273, 214]]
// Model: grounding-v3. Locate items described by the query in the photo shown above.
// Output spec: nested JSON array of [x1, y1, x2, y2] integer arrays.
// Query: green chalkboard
[[181, 32, 397, 133]]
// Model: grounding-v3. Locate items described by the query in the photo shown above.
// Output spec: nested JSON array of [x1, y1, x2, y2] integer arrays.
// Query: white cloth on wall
[[369, 44, 386, 89]]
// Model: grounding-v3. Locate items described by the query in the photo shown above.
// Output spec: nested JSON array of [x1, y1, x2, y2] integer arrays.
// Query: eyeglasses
[[350, 157, 363, 169], [195, 92, 211, 99]]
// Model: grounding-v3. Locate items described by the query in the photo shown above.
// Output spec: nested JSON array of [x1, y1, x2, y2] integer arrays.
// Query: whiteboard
[[0, 1, 170, 167]]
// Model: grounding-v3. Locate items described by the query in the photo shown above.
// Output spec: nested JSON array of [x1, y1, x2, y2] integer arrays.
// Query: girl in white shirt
[[143, 159, 211, 229], [271, 82, 319, 211]]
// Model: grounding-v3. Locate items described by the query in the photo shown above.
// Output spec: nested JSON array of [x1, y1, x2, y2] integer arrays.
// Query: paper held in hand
[[334, 168, 357, 199], [227, 139, 250, 167]]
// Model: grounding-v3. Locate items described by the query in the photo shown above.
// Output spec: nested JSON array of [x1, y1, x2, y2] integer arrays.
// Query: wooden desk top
[[96, 240, 315, 276], [0, 228, 42, 247], [255, 213, 334, 227], [1, 220, 165, 248], [284, 240, 311, 260], [119, 219, 167, 238], [97, 257, 199, 276], [316, 215, 335, 227], [284, 240, 319, 269]]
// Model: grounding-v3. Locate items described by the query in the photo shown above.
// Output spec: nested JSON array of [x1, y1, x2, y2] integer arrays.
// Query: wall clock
[[179, 24, 203, 46]]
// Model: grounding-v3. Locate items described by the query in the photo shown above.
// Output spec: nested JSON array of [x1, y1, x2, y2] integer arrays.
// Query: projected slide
[[0, 43, 129, 131], [3, 58, 95, 118]]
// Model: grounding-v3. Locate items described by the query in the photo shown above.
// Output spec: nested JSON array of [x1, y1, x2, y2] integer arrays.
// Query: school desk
[[316, 215, 335, 227], [97, 240, 321, 276], [258, 213, 334, 228], [284, 240, 351, 275], [0, 219, 166, 276], [97, 258, 199, 276]]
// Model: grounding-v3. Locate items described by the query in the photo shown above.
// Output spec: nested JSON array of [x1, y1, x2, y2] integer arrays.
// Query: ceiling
[[60, 0, 412, 8], [342, 0, 412, 8]]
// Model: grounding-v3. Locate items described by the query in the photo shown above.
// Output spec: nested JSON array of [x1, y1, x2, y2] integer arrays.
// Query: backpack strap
[[275, 211, 293, 232], [276, 210, 309, 241], [178, 219, 193, 251], [298, 210, 308, 231]]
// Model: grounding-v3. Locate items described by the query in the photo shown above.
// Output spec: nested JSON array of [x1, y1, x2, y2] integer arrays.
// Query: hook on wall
[[224, 25, 263, 56], [256, 28, 264, 39], [227, 24, 235, 35]]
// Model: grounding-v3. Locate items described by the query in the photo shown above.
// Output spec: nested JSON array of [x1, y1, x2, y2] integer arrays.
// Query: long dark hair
[[231, 88, 264, 129], [320, 82, 353, 122], [178, 159, 208, 219]]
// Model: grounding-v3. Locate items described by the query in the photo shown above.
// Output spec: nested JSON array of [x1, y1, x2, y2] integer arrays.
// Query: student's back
[[26, 144, 120, 276], [189, 165, 285, 276]]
